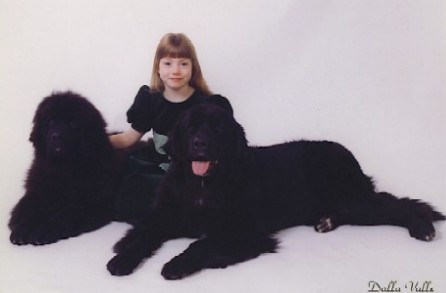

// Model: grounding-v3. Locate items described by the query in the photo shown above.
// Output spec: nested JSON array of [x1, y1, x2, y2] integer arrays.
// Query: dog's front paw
[[113, 229, 144, 254], [10, 229, 32, 245], [161, 255, 200, 280], [10, 224, 59, 246], [107, 254, 142, 276]]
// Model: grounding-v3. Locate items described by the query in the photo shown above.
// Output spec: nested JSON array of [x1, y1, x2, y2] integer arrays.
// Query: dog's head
[[167, 101, 248, 177], [30, 91, 110, 162]]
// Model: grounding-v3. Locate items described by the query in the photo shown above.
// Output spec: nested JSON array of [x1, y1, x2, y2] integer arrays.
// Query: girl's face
[[158, 57, 193, 92]]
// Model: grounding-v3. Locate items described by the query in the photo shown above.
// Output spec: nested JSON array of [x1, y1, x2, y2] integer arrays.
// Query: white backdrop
[[0, 1, 445, 293]]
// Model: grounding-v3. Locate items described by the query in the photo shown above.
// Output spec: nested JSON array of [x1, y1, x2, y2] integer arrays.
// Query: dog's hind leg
[[316, 192, 445, 241]]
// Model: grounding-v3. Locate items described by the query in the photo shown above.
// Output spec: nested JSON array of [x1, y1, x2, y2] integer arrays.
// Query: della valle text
[[368, 281, 434, 292]]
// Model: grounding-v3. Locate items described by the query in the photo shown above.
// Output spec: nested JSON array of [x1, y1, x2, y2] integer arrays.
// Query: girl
[[111, 33, 231, 222], [111, 33, 230, 166]]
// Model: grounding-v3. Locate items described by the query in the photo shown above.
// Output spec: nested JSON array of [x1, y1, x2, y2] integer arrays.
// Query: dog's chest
[[185, 178, 231, 219], [189, 178, 211, 207]]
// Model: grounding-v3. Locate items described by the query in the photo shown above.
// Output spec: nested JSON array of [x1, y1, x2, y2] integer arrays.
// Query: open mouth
[[191, 161, 218, 176]]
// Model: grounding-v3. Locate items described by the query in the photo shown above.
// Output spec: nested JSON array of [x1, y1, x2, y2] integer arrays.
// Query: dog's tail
[[433, 210, 446, 221], [431, 206, 446, 221], [377, 192, 445, 221], [369, 192, 445, 223]]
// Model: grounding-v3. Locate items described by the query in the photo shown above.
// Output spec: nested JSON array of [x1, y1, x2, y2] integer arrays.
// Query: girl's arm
[[109, 128, 144, 149]]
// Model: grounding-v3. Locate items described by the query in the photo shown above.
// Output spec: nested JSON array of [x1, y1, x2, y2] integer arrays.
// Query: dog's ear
[[163, 112, 188, 161], [80, 100, 109, 155], [233, 120, 249, 158], [29, 97, 51, 155], [206, 95, 233, 115]]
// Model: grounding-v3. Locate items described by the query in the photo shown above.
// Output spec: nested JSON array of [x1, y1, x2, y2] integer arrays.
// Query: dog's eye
[[69, 121, 78, 129]]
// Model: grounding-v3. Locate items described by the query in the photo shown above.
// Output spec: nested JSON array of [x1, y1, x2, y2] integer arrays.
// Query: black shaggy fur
[[9, 92, 126, 245], [106, 103, 445, 279]]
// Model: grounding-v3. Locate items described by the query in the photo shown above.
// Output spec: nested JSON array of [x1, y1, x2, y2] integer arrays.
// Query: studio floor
[[0, 160, 445, 293]]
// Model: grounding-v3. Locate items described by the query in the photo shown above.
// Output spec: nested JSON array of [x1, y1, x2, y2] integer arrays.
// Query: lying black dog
[[106, 102, 445, 279], [9, 92, 140, 245]]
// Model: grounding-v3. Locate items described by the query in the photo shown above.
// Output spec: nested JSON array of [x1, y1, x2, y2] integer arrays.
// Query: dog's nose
[[193, 137, 208, 151]]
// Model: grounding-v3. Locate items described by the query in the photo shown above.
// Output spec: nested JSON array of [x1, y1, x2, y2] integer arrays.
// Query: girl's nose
[[172, 64, 181, 74]]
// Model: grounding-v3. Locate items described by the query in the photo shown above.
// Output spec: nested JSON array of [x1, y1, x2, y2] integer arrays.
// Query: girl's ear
[[163, 112, 188, 161]]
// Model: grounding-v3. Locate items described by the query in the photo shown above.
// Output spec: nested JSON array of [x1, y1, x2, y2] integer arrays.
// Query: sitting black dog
[[106, 102, 445, 280], [8, 92, 149, 245]]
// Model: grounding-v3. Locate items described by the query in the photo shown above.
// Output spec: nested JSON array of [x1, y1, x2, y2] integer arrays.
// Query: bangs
[[159, 46, 192, 59]]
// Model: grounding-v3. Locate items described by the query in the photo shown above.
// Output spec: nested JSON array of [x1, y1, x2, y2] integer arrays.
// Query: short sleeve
[[126, 85, 153, 133]]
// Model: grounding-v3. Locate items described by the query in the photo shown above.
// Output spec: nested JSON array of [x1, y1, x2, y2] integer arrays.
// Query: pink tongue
[[192, 161, 211, 176]]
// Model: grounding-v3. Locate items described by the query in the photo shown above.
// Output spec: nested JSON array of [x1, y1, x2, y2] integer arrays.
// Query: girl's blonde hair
[[150, 33, 212, 95]]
